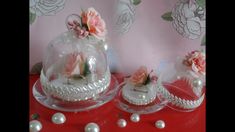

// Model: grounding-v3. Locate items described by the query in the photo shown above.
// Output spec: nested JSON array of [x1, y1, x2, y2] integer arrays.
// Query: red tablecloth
[[30, 74, 205, 132]]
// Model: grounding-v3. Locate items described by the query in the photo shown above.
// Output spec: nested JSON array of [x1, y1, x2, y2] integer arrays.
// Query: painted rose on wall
[[162, 0, 205, 40], [172, 0, 205, 39], [30, 0, 66, 24], [115, 0, 141, 34]]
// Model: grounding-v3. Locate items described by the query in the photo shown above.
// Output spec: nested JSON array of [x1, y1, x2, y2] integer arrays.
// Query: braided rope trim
[[40, 70, 111, 102], [156, 83, 205, 109]]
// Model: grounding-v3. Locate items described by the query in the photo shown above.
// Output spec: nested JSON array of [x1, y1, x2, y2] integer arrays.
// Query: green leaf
[[144, 75, 151, 85], [30, 11, 36, 25], [201, 35, 206, 46], [196, 0, 205, 8], [161, 12, 173, 21], [84, 60, 91, 76], [132, 0, 141, 5], [31, 113, 40, 120]]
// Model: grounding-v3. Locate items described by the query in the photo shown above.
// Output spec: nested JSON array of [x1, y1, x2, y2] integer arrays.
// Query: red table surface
[[30, 74, 205, 132]]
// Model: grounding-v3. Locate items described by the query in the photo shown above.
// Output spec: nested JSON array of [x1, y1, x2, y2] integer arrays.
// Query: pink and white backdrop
[[30, 0, 205, 75]]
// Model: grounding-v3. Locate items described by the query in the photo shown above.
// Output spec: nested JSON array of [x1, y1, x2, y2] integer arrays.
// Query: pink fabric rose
[[130, 66, 148, 86], [63, 52, 85, 77], [183, 50, 205, 75], [68, 20, 89, 39], [81, 7, 106, 40]]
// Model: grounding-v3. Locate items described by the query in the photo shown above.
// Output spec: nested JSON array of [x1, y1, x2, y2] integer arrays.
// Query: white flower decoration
[[30, 0, 66, 16], [171, 0, 205, 39], [115, 0, 136, 34]]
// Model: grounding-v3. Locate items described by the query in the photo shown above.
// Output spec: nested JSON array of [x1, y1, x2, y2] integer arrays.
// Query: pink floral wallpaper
[[30, 0, 205, 75]]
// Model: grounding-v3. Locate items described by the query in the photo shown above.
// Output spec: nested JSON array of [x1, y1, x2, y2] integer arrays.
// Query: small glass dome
[[156, 57, 205, 112], [42, 31, 108, 83]]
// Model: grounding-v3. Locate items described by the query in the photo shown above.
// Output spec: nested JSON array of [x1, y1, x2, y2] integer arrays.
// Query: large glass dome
[[40, 31, 111, 102], [33, 30, 119, 112], [31, 5, 121, 112]]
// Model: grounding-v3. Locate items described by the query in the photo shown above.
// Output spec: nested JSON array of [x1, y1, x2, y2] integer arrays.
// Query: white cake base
[[122, 82, 157, 105]]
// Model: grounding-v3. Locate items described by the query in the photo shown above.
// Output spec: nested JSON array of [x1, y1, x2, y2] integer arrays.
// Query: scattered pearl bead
[[51, 112, 66, 124], [85, 122, 100, 132], [193, 78, 203, 88], [130, 113, 140, 122], [155, 120, 165, 129], [117, 119, 127, 128], [30, 120, 42, 132]]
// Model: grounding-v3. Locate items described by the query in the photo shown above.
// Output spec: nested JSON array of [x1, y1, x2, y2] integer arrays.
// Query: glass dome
[[32, 6, 119, 112], [156, 58, 205, 112], [40, 30, 111, 101], [114, 66, 168, 114], [32, 30, 119, 112]]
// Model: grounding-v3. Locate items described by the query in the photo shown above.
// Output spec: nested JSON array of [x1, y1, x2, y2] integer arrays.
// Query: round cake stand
[[114, 82, 168, 114], [32, 75, 119, 112]]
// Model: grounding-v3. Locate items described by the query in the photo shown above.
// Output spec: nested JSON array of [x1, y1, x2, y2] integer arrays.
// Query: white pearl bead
[[130, 113, 140, 122], [30, 120, 42, 132], [193, 78, 203, 88], [51, 112, 66, 124], [117, 119, 127, 128], [103, 43, 108, 51], [138, 94, 146, 99], [177, 76, 181, 79], [155, 120, 165, 129], [85, 122, 100, 132]]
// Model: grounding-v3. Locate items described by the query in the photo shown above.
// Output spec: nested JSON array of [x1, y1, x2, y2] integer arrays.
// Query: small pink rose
[[63, 52, 86, 77], [130, 66, 148, 87], [183, 50, 205, 75], [81, 7, 106, 40]]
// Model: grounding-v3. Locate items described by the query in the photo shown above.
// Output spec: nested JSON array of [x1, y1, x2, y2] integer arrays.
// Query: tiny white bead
[[193, 78, 203, 88], [138, 94, 146, 99], [130, 113, 140, 122], [177, 76, 181, 79], [155, 120, 165, 129], [117, 119, 127, 128]]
